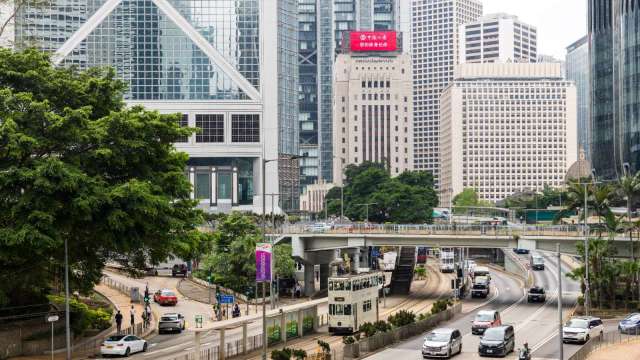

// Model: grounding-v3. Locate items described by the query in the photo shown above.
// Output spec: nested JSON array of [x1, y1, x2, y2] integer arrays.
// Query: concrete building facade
[[299, 180, 335, 213], [459, 13, 537, 64], [332, 44, 414, 186], [439, 63, 577, 205], [14, 0, 298, 214], [411, 0, 482, 187], [565, 35, 590, 161]]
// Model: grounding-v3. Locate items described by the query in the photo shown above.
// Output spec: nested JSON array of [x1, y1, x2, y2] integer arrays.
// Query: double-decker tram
[[328, 272, 381, 334]]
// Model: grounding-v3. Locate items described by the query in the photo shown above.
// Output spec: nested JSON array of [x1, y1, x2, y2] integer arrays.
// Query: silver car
[[422, 328, 462, 358], [158, 313, 186, 334]]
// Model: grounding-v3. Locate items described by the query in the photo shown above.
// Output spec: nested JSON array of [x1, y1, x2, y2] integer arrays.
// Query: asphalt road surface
[[367, 250, 580, 360]]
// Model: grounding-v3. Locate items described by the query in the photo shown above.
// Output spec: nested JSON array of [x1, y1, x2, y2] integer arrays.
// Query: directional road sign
[[219, 295, 235, 304]]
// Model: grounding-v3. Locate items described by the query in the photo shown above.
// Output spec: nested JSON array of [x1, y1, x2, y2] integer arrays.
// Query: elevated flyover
[[275, 224, 635, 257]]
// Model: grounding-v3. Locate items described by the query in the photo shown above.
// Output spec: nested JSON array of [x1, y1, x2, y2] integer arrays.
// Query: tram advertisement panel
[[256, 243, 272, 282]]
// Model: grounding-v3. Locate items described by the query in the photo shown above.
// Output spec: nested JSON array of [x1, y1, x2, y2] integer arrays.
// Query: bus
[[440, 248, 455, 273], [328, 272, 381, 334], [530, 254, 545, 270]]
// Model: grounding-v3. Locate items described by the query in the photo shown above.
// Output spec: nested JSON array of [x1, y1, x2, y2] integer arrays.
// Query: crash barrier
[[568, 329, 640, 360]]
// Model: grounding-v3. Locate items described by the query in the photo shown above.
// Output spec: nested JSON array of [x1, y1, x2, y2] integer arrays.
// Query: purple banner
[[256, 243, 272, 282]]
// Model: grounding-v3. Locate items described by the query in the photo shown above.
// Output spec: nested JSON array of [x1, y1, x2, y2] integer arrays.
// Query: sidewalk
[[12, 284, 151, 360], [587, 338, 640, 360]]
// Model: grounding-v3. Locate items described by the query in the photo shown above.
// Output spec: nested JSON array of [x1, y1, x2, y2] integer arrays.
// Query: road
[[367, 250, 580, 360]]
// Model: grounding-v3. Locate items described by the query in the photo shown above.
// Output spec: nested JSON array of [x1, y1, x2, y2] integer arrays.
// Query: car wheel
[[458, 343, 462, 354], [143, 343, 148, 352], [124, 347, 130, 357], [584, 334, 590, 344]]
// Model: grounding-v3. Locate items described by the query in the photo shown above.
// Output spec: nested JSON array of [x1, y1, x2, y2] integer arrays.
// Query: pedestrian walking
[[115, 310, 123, 334], [130, 305, 136, 327]]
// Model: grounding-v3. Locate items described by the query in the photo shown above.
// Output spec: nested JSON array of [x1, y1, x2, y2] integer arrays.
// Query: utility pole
[[583, 182, 590, 316], [333, 156, 345, 222], [557, 243, 564, 360], [356, 202, 377, 225], [64, 238, 71, 360]]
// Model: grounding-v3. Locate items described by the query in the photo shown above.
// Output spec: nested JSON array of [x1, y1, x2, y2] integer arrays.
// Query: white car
[[100, 334, 147, 357], [422, 328, 462, 358], [562, 316, 604, 344]]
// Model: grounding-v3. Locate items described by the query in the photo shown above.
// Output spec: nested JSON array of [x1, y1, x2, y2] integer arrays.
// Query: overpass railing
[[277, 223, 589, 238]]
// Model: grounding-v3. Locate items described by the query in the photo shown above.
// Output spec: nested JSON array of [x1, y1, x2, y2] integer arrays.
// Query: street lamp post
[[261, 155, 304, 360], [356, 203, 376, 225]]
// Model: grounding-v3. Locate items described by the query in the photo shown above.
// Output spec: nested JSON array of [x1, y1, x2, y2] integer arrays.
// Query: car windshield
[[425, 332, 450, 342], [161, 316, 177, 321], [624, 314, 640, 322], [473, 284, 487, 289], [565, 319, 589, 328], [483, 328, 504, 341], [106, 335, 126, 342], [162, 291, 176, 296], [475, 313, 494, 322], [529, 288, 544, 294]]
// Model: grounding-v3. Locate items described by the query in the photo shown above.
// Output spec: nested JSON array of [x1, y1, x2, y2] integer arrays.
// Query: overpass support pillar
[[353, 251, 360, 272], [319, 264, 329, 290], [303, 264, 315, 296], [361, 247, 369, 269]]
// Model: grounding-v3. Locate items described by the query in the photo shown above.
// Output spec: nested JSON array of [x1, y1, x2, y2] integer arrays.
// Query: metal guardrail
[[276, 223, 590, 237], [568, 329, 640, 360]]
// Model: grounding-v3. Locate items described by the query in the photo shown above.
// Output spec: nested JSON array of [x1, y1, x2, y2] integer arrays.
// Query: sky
[[480, 0, 587, 59]]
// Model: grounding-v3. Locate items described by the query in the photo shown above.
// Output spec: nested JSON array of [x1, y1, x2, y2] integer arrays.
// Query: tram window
[[363, 300, 372, 312], [335, 304, 344, 315], [345, 281, 351, 291], [344, 304, 352, 315], [354, 280, 360, 291], [329, 304, 334, 315], [329, 281, 333, 291]]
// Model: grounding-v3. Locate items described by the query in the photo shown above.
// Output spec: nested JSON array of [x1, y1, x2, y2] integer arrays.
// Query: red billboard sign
[[349, 31, 397, 52]]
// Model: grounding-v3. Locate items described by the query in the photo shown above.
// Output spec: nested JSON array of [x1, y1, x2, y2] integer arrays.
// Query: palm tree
[[617, 260, 639, 309], [618, 173, 640, 259]]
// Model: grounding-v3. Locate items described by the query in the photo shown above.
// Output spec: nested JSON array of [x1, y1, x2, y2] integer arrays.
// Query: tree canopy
[[0, 49, 203, 306], [452, 188, 493, 209], [326, 162, 438, 223]]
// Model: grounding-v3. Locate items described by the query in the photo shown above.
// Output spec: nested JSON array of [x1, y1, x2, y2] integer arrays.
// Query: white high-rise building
[[411, 0, 482, 186], [439, 63, 577, 204], [459, 13, 537, 64], [332, 43, 414, 185]]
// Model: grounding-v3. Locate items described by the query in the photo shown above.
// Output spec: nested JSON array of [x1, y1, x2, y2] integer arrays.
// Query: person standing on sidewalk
[[115, 310, 123, 334], [130, 305, 136, 328]]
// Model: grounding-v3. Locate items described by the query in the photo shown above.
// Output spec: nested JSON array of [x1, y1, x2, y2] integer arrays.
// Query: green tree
[[327, 162, 437, 223], [274, 244, 296, 279], [202, 212, 259, 293], [452, 188, 493, 212], [0, 49, 202, 306]]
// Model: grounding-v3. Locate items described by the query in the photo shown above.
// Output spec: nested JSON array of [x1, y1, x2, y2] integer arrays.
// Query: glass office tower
[[15, 0, 298, 213], [589, 0, 640, 179]]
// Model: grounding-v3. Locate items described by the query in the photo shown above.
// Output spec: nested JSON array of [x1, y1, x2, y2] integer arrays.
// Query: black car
[[513, 248, 530, 255], [172, 264, 188, 277], [527, 287, 546, 303], [478, 325, 515, 357]]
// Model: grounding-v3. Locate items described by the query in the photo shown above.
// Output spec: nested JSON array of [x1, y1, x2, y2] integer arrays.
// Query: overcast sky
[[480, 0, 587, 59]]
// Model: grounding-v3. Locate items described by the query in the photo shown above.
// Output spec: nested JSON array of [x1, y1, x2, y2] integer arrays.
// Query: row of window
[[328, 275, 380, 291], [328, 300, 373, 316], [177, 114, 260, 143]]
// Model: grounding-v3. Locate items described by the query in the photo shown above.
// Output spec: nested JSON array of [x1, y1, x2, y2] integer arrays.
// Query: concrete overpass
[[273, 223, 635, 296], [276, 223, 635, 257]]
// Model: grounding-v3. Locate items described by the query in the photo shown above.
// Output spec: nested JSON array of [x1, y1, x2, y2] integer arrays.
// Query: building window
[[195, 172, 210, 199], [176, 114, 189, 142], [231, 114, 260, 143], [217, 172, 232, 199], [195, 114, 224, 143]]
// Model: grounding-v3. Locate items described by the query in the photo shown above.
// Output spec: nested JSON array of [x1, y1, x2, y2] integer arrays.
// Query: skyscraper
[[15, 0, 298, 214], [566, 35, 589, 161], [297, 0, 401, 189], [439, 63, 577, 204], [589, 0, 640, 179], [411, 0, 482, 186], [459, 13, 537, 64]]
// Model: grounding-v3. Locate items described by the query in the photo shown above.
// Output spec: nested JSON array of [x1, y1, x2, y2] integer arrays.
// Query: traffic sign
[[219, 295, 235, 304], [195, 315, 203, 328], [46, 314, 59, 322]]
